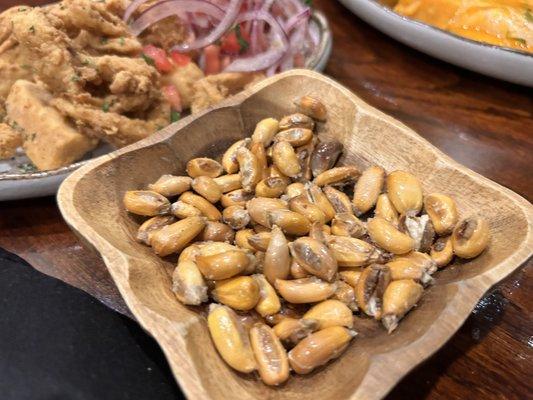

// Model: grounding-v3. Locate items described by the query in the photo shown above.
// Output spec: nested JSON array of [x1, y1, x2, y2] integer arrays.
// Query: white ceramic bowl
[[338, 0, 533, 86]]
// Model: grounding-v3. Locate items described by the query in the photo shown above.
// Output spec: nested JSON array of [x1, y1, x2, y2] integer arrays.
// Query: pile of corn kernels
[[124, 96, 490, 386]]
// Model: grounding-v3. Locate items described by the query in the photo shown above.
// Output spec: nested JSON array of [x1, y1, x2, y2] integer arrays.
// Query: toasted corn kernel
[[332, 281, 358, 311], [236, 147, 261, 192], [326, 236, 380, 267], [355, 264, 391, 319], [213, 276, 260, 311], [124, 190, 170, 216], [430, 236, 454, 268], [180, 191, 222, 221], [248, 231, 272, 252], [207, 304, 256, 373], [275, 277, 337, 304], [171, 200, 203, 219], [295, 136, 317, 181], [220, 189, 254, 208], [288, 326, 354, 374], [255, 177, 287, 198], [253, 274, 281, 317], [304, 300, 353, 330], [197, 241, 237, 256], [196, 249, 250, 280], [247, 197, 288, 227], [331, 213, 366, 238], [222, 138, 249, 174], [243, 251, 261, 275], [265, 303, 308, 326], [290, 260, 311, 278], [290, 237, 338, 282], [310, 140, 343, 178], [367, 217, 415, 255], [339, 270, 362, 288], [266, 164, 291, 184], [252, 118, 279, 146], [395, 251, 437, 272], [323, 186, 354, 214], [401, 214, 435, 252], [353, 166, 385, 216], [275, 128, 314, 147], [424, 193, 459, 235], [296, 95, 327, 121], [148, 175, 192, 197], [235, 229, 256, 250], [191, 176, 222, 203], [289, 194, 327, 224], [382, 279, 423, 333], [172, 260, 208, 305], [279, 113, 314, 131], [199, 221, 235, 243], [375, 193, 399, 226], [236, 312, 264, 331], [452, 216, 490, 259], [272, 141, 301, 178], [186, 157, 223, 178], [178, 243, 201, 263], [305, 183, 336, 222], [150, 216, 206, 257], [250, 141, 269, 179], [137, 215, 176, 245], [386, 171, 423, 216], [250, 324, 290, 386], [268, 209, 311, 236], [264, 226, 291, 284], [387, 256, 436, 286], [213, 174, 242, 193], [285, 182, 307, 199], [308, 221, 327, 243], [222, 205, 250, 230], [314, 166, 360, 187], [273, 318, 318, 347]]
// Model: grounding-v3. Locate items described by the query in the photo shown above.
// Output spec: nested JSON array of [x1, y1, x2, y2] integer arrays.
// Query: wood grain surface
[[0, 1, 531, 399]]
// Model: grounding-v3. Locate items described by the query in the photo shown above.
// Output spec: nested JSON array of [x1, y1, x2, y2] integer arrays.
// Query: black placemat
[[0, 248, 184, 400]]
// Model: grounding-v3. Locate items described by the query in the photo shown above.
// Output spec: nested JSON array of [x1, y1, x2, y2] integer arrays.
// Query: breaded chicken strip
[[0, 123, 22, 160]]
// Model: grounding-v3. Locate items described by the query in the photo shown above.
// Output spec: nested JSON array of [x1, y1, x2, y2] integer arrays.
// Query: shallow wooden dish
[[57, 70, 532, 400]]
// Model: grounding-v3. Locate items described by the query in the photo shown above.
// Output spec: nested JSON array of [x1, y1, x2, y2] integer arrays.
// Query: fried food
[[0, 122, 22, 160]]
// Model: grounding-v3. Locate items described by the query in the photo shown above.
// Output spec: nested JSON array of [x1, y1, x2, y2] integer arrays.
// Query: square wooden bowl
[[57, 70, 532, 400]]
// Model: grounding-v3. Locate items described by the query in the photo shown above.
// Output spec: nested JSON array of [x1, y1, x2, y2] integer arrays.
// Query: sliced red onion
[[224, 10, 289, 72], [130, 0, 225, 37], [172, 0, 243, 51], [284, 8, 311, 33]]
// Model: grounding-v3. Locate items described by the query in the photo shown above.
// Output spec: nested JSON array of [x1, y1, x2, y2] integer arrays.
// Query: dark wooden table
[[1, 1, 532, 399]]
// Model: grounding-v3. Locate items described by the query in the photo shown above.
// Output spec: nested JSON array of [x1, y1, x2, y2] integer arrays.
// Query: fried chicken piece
[[161, 62, 204, 109], [139, 16, 189, 52], [6, 80, 98, 171], [11, 7, 82, 96], [60, 0, 129, 37], [52, 97, 170, 148], [0, 122, 22, 160], [191, 72, 265, 114], [73, 30, 142, 56]]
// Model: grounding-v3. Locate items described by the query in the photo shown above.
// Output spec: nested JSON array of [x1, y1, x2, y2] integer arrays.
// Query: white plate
[[338, 0, 533, 86], [0, 10, 332, 202]]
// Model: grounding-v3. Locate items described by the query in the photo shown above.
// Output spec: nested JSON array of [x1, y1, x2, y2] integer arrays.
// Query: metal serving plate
[[338, 0, 533, 86], [0, 10, 332, 201]]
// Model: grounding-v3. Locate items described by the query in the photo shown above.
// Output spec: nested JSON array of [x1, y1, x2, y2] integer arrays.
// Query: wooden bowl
[[57, 70, 532, 400]]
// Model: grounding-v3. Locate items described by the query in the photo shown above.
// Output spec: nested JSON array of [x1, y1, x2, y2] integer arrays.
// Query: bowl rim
[[0, 9, 331, 182], [57, 69, 533, 400]]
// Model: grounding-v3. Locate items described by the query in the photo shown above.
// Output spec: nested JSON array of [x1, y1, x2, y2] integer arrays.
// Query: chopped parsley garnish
[[18, 7, 27, 12], [100, 37, 108, 45], [29, 25, 35, 34], [102, 102, 110, 112], [235, 25, 249, 53], [71, 74, 80, 82], [119, 36, 125, 46], [506, 32, 527, 45], [304, 0, 313, 6], [526, 9, 533, 23], [21, 64, 32, 70], [141, 53, 155, 66], [170, 110, 181, 123], [18, 162, 37, 173]]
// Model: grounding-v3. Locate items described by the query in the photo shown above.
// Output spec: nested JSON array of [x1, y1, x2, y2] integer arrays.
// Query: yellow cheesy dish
[[393, 0, 533, 53]]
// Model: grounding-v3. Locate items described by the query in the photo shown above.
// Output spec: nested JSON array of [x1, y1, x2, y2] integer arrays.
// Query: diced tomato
[[220, 31, 241, 54], [162, 85, 182, 112], [221, 55, 231, 70], [142, 45, 173, 73], [203, 44, 221, 75], [170, 51, 191, 67], [294, 52, 306, 68]]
